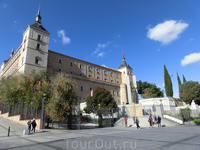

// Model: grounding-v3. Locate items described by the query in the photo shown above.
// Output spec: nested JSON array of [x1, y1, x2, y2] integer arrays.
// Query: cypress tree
[[164, 65, 173, 97], [183, 74, 187, 83], [177, 72, 181, 89]]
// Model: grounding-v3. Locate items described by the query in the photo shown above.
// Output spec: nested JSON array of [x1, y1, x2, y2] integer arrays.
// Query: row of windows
[[57, 58, 119, 77], [79, 85, 119, 96], [57, 69, 119, 83]]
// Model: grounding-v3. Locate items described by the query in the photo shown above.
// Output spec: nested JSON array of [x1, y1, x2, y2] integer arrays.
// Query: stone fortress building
[[0, 8, 138, 105]]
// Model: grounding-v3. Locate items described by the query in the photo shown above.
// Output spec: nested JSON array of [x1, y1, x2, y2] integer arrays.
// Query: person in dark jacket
[[157, 116, 161, 127], [135, 117, 140, 129], [27, 119, 32, 134], [148, 115, 153, 128], [31, 118, 37, 133]]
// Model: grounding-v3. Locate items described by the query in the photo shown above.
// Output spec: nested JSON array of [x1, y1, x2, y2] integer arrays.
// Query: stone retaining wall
[[0, 111, 41, 129]]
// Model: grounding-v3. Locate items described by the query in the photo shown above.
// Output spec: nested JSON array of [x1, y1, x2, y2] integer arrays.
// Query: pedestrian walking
[[27, 119, 32, 134], [31, 118, 37, 133], [157, 116, 161, 127], [148, 115, 153, 128], [135, 117, 140, 129], [124, 117, 128, 127]]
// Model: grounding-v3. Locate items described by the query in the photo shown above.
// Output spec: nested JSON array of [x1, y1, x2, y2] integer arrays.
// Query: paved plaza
[[0, 116, 200, 150]]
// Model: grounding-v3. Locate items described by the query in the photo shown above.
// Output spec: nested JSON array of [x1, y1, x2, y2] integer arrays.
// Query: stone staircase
[[115, 116, 181, 128], [163, 115, 183, 124]]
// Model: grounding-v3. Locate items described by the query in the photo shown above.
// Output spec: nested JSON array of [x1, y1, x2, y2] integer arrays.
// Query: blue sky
[[1, 0, 200, 99]]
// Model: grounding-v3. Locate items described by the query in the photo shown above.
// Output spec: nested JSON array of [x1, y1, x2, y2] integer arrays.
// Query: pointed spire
[[35, 5, 42, 23], [118, 52, 131, 69], [31, 5, 47, 31], [37, 5, 40, 16], [122, 52, 125, 62], [10, 47, 14, 58]]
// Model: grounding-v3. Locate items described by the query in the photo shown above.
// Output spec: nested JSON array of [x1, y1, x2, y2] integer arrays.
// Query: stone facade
[[0, 8, 138, 105]]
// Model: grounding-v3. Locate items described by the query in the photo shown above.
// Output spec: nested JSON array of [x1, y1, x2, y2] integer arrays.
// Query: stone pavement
[[0, 116, 200, 150]]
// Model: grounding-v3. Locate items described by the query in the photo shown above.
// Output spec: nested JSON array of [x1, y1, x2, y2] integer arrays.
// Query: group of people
[[125, 116, 140, 129], [27, 118, 37, 134], [148, 114, 161, 127], [125, 114, 161, 129]]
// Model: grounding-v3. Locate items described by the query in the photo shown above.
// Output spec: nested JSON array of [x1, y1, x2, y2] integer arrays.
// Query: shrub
[[193, 119, 200, 125]]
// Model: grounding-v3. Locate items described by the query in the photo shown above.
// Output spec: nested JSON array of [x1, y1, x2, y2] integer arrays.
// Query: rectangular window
[[81, 86, 83, 91], [70, 62, 73, 66], [59, 58, 62, 64], [37, 34, 41, 41], [35, 58, 39, 64], [36, 43, 40, 50]]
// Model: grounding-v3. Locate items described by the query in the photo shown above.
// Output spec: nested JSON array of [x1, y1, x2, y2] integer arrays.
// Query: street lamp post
[[79, 101, 81, 130], [160, 99, 163, 117], [98, 104, 102, 128], [41, 93, 46, 129]]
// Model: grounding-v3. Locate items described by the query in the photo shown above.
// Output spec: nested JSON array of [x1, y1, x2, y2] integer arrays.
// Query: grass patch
[[193, 119, 200, 125]]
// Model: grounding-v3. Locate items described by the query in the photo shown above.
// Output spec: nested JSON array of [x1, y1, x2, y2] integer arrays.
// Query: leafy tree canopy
[[179, 81, 200, 105], [137, 80, 163, 98], [46, 73, 78, 122], [84, 87, 117, 114], [0, 70, 51, 108]]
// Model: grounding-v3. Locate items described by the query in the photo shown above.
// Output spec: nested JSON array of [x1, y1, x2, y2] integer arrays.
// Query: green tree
[[0, 76, 21, 104], [0, 70, 50, 108], [183, 74, 187, 83], [84, 87, 117, 114], [179, 81, 200, 105], [46, 73, 78, 122], [164, 65, 173, 97], [136, 80, 163, 98], [177, 72, 181, 87], [177, 72, 182, 92], [141, 86, 163, 98], [137, 80, 151, 95]]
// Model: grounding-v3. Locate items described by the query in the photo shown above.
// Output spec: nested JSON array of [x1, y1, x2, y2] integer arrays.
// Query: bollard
[[7, 126, 10, 137]]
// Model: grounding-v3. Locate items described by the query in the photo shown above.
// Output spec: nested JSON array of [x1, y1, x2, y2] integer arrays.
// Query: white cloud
[[57, 30, 71, 45], [181, 52, 200, 66], [1, 4, 8, 8], [97, 52, 105, 57], [147, 20, 189, 45], [92, 41, 112, 55]]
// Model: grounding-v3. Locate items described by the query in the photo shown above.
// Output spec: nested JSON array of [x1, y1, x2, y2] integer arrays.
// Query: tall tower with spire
[[18, 6, 50, 73], [117, 53, 138, 104]]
